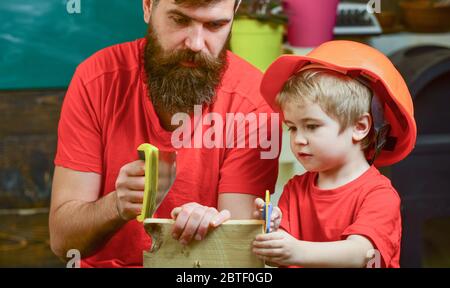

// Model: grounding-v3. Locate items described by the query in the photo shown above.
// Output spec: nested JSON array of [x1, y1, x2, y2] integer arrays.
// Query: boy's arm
[[253, 230, 374, 268], [295, 234, 375, 268]]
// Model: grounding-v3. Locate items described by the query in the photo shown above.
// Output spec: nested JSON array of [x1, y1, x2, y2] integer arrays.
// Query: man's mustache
[[158, 49, 220, 69]]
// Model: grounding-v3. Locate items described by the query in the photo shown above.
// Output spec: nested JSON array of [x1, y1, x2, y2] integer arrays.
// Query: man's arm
[[218, 193, 257, 219], [49, 160, 146, 259], [49, 166, 125, 259]]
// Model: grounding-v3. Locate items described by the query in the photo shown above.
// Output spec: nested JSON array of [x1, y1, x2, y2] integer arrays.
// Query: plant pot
[[282, 0, 339, 47], [376, 11, 397, 30], [400, 1, 450, 33], [231, 18, 284, 71]]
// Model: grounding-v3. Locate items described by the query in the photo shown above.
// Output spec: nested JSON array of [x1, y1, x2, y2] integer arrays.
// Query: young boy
[[252, 41, 416, 268]]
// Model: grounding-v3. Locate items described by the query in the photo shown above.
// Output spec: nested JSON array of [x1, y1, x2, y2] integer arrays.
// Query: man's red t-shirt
[[54, 38, 280, 267], [278, 166, 402, 268]]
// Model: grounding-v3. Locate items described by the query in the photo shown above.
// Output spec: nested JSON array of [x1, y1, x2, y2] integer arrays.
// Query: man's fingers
[[123, 160, 145, 176], [171, 207, 182, 219], [194, 207, 218, 241], [171, 202, 201, 219], [125, 177, 146, 191], [170, 204, 230, 245], [119, 203, 142, 220], [211, 209, 231, 227], [128, 203, 142, 214], [171, 205, 197, 240], [125, 191, 144, 204], [178, 207, 206, 244]]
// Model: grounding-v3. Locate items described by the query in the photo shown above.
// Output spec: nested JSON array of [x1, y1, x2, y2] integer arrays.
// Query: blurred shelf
[[368, 32, 450, 56]]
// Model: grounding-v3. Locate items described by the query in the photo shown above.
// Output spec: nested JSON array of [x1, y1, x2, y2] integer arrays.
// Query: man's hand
[[114, 160, 146, 221], [170, 202, 231, 245], [252, 198, 282, 232], [252, 229, 302, 267]]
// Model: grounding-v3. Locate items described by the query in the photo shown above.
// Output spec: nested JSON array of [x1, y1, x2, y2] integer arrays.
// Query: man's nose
[[184, 25, 206, 53]]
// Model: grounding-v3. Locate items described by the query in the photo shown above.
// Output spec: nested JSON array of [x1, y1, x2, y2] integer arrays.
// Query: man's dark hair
[[153, 0, 240, 10]]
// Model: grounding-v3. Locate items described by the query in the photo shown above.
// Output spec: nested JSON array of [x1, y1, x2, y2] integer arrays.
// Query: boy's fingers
[[253, 248, 283, 257], [254, 198, 265, 208], [265, 261, 281, 267], [271, 207, 282, 219], [255, 232, 282, 241], [253, 239, 282, 249]]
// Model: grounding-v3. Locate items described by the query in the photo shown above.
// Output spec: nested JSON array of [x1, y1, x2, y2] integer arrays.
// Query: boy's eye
[[306, 124, 319, 130], [287, 126, 297, 132]]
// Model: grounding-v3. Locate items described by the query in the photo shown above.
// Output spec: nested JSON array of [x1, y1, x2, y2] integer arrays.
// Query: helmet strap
[[369, 93, 391, 165]]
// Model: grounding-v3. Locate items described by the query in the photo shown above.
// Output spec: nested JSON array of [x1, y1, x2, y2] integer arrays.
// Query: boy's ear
[[143, 0, 153, 24], [352, 113, 372, 142]]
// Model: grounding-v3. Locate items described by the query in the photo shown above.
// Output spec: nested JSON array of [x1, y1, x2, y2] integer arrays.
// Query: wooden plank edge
[[143, 218, 264, 225]]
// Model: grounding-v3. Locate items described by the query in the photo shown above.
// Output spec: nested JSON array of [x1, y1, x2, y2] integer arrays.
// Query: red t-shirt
[[278, 166, 402, 268], [54, 38, 280, 267]]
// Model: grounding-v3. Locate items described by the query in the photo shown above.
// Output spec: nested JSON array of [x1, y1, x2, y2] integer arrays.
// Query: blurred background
[[1, 0, 449, 267]]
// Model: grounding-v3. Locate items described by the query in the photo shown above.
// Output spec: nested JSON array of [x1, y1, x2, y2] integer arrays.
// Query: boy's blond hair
[[276, 68, 374, 150]]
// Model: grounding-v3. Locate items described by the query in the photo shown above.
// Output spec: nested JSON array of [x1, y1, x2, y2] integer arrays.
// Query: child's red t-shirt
[[278, 166, 402, 268]]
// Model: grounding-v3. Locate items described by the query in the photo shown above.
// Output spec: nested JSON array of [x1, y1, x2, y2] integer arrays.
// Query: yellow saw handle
[[136, 143, 159, 222]]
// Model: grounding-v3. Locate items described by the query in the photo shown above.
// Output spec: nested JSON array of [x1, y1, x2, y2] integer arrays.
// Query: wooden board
[[143, 219, 265, 268]]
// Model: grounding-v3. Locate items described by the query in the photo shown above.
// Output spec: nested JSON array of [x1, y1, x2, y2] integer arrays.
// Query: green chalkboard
[[0, 0, 147, 89]]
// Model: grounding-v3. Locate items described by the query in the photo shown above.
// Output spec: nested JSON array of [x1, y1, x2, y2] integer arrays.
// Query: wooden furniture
[[0, 89, 64, 209]]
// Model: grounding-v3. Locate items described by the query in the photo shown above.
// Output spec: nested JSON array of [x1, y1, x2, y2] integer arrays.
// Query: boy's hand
[[253, 230, 302, 266], [253, 198, 282, 232]]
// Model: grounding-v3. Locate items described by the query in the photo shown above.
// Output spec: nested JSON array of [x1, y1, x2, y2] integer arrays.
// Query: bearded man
[[49, 0, 279, 267]]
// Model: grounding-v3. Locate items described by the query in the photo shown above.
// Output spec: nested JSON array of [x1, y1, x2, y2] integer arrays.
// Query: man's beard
[[144, 24, 229, 114]]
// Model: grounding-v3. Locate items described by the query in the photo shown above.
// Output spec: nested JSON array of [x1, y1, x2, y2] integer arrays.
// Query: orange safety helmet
[[261, 40, 417, 167]]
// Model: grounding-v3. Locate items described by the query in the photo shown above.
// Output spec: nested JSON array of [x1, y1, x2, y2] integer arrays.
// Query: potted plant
[[231, 0, 287, 71], [282, 0, 339, 47]]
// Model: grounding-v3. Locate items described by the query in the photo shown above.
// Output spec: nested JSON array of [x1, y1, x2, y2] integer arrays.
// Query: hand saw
[[136, 143, 177, 222]]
